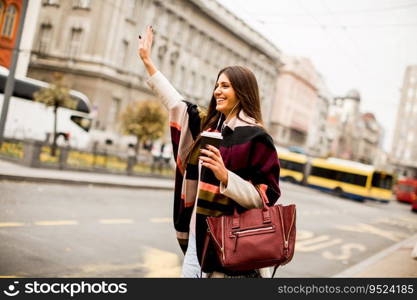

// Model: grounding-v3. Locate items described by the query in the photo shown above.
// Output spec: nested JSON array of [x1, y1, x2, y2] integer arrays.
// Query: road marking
[[337, 223, 408, 242], [150, 218, 171, 223], [99, 219, 134, 224], [142, 247, 181, 277], [0, 276, 18, 278], [35, 220, 78, 226], [296, 230, 315, 241], [322, 243, 366, 260], [296, 236, 343, 252], [0, 222, 25, 227], [74, 247, 181, 277], [397, 216, 417, 225], [374, 218, 417, 231]]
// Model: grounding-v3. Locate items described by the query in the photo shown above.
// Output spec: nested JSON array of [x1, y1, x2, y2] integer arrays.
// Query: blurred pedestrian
[[161, 142, 173, 170], [138, 26, 281, 278], [150, 140, 163, 173]]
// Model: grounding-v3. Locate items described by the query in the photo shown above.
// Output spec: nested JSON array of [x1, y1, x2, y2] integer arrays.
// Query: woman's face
[[214, 73, 238, 116]]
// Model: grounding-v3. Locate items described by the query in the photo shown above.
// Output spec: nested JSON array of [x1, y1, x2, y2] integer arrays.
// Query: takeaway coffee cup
[[200, 131, 223, 150]]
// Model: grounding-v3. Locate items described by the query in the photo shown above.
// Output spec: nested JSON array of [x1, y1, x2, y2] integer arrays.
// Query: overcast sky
[[220, 0, 417, 152]]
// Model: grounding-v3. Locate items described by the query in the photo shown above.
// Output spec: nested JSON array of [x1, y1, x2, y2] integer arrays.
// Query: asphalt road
[[0, 180, 416, 278]]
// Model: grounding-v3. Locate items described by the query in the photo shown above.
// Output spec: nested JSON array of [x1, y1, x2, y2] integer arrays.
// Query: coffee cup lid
[[201, 131, 222, 139]]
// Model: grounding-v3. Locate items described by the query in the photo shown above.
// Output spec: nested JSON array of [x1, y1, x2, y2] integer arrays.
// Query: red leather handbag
[[202, 187, 296, 277]]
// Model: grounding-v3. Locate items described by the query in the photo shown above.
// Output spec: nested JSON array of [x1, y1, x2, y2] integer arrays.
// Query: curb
[[332, 233, 417, 277], [0, 174, 174, 191]]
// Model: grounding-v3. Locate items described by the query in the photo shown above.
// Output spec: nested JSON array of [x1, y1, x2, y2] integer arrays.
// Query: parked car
[[395, 178, 417, 204]]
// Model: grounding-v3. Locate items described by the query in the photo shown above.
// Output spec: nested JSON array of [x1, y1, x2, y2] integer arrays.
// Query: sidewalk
[[334, 233, 417, 278], [0, 159, 174, 190], [1, 158, 416, 278]]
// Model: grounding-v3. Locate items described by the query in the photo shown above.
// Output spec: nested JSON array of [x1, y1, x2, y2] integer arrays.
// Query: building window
[[68, 27, 83, 58], [109, 97, 121, 127], [408, 88, 415, 99], [1, 5, 17, 38], [73, 0, 90, 9], [43, 0, 60, 6], [186, 26, 195, 51], [126, 0, 137, 20], [119, 39, 129, 66], [38, 23, 52, 54], [179, 66, 186, 91], [0, 2, 4, 20], [188, 71, 196, 94]]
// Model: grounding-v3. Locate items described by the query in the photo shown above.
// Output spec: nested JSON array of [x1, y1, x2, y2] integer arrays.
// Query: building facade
[[306, 73, 331, 157], [28, 0, 281, 148], [0, 0, 23, 68], [391, 65, 417, 177], [270, 55, 321, 152], [327, 90, 361, 160], [356, 112, 382, 164], [327, 90, 384, 165]]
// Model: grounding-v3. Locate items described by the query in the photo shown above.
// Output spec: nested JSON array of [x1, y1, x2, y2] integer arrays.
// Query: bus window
[[371, 172, 393, 190], [70, 115, 92, 132], [0, 75, 40, 100], [310, 166, 367, 187], [279, 159, 305, 172]]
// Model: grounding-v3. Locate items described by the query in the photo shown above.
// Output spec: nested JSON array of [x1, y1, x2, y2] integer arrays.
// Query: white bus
[[0, 66, 92, 149]]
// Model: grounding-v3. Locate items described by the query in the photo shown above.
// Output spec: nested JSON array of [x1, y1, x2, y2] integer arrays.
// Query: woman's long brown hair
[[185, 66, 264, 165]]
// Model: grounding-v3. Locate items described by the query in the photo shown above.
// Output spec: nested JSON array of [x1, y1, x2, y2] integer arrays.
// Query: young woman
[[138, 26, 281, 278]]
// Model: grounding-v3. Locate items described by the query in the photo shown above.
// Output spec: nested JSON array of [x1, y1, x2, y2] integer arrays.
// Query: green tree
[[33, 73, 76, 156], [120, 100, 167, 154]]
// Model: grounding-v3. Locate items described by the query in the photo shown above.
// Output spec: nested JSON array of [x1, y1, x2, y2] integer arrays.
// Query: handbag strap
[[271, 265, 278, 278], [231, 184, 272, 229]]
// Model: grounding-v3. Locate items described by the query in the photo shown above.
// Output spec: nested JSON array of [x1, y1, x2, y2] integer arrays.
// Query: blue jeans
[[181, 232, 205, 278]]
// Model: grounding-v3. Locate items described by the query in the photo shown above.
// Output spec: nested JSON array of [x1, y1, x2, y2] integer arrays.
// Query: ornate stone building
[[28, 0, 281, 147]]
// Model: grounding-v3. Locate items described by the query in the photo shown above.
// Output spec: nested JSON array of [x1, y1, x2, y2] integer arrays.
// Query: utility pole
[[0, 0, 29, 146]]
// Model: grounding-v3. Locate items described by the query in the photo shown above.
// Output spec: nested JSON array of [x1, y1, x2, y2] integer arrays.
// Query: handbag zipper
[[285, 209, 296, 250], [234, 226, 274, 235], [280, 207, 296, 258], [232, 226, 274, 252]]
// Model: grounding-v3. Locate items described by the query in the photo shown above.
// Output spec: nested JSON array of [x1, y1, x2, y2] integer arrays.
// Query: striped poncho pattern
[[170, 100, 281, 274]]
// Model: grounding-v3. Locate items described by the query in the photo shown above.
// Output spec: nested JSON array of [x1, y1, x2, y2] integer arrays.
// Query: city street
[[0, 180, 416, 278]]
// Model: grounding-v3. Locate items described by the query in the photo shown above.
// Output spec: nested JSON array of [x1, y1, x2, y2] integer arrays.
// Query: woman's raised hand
[[138, 26, 157, 76]]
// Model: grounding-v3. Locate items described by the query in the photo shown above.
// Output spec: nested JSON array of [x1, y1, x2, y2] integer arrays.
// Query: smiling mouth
[[216, 98, 226, 104]]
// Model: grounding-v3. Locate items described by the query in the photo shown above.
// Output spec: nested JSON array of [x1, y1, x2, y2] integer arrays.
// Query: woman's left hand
[[199, 145, 228, 185]]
